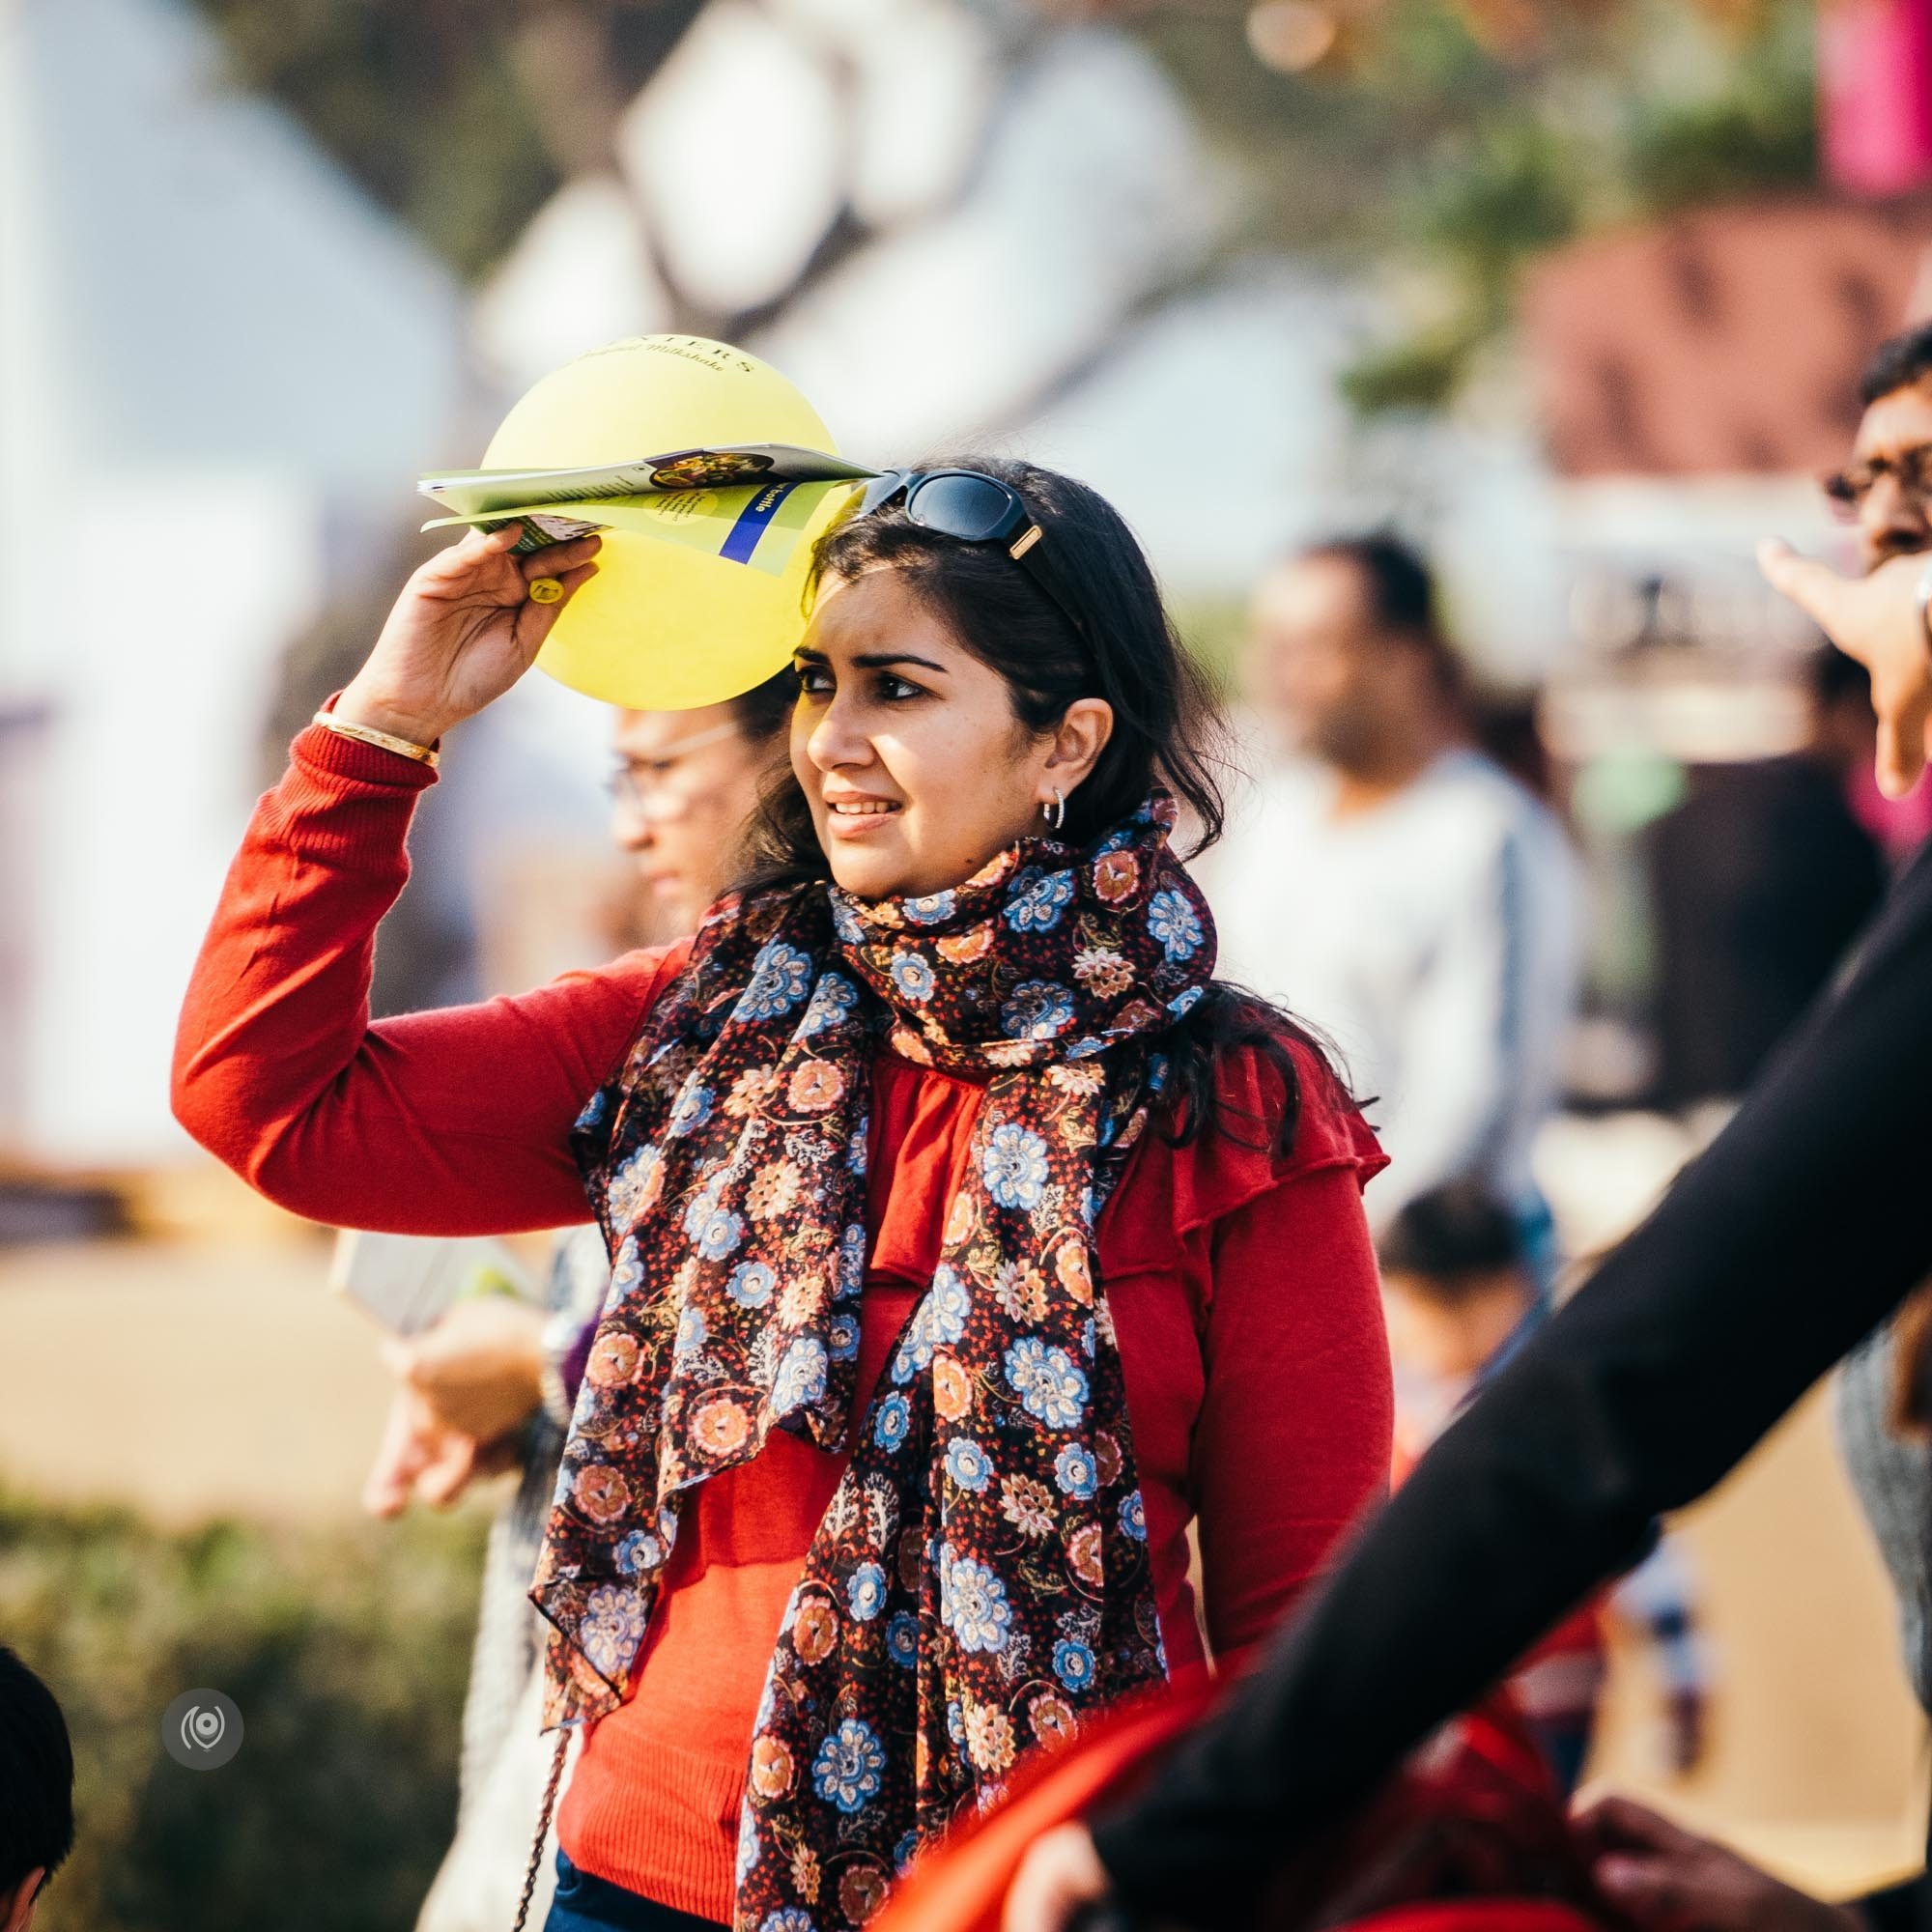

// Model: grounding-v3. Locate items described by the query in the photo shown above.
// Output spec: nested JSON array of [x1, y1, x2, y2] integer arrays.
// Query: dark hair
[[1860, 322, 1932, 408], [0, 1645, 74, 1899], [1378, 1180, 1525, 1297], [725, 666, 798, 748], [1296, 533, 1465, 704], [743, 454, 1345, 1154]]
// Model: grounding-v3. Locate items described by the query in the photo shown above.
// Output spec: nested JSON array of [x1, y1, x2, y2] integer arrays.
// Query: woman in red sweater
[[173, 460, 1393, 1932]]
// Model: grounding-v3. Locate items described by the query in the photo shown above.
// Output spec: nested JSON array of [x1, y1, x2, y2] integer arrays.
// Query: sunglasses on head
[[845, 469, 1092, 645]]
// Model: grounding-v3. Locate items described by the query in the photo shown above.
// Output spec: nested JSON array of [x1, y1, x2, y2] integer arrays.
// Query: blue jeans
[[542, 1851, 725, 1931]]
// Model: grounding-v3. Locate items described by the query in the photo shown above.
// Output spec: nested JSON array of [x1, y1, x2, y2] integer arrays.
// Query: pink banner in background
[[1820, 0, 1932, 196]]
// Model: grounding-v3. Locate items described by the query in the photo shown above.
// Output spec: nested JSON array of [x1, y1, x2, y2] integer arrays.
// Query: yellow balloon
[[482, 335, 848, 711]]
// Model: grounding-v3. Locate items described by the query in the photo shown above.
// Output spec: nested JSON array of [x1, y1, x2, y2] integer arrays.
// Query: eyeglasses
[[1821, 445, 1932, 520], [846, 469, 1092, 644], [606, 719, 744, 824]]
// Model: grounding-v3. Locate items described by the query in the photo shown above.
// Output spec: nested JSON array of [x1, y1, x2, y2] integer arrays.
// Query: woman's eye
[[794, 664, 831, 696], [879, 674, 923, 701]]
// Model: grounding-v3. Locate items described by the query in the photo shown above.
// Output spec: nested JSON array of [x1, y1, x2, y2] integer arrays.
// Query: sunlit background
[[4, 1, 1931, 1925]]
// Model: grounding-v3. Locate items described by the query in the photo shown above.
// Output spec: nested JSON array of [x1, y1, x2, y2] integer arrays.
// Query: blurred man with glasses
[[1826, 327, 1932, 572]]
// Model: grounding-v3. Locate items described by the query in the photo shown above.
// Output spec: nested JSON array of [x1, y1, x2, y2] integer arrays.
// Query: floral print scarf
[[531, 793, 1215, 1931]]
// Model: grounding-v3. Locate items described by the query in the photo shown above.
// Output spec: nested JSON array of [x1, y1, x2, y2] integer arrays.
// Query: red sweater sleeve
[[171, 721, 687, 1235], [1190, 1049, 1395, 1661]]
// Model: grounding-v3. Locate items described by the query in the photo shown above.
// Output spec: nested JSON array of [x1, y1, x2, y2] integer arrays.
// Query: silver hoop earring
[[1046, 787, 1066, 831]]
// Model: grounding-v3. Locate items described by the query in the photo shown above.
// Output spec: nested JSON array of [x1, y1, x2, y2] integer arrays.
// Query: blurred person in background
[[1379, 1181, 1708, 1799], [363, 672, 794, 1932], [173, 461, 1395, 1932], [1000, 363, 1932, 1932], [1208, 535, 1580, 1278], [1646, 645, 1887, 1112], [1828, 322, 1932, 866], [0, 1645, 74, 1932]]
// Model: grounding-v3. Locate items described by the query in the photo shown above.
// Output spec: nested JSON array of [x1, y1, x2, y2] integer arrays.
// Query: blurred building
[[0, 0, 467, 1166]]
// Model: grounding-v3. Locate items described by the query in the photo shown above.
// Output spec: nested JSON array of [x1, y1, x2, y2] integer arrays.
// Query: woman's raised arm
[[172, 716, 685, 1235], [170, 522, 685, 1235]]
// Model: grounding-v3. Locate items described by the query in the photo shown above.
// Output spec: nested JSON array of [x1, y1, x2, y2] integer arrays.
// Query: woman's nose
[[804, 695, 870, 772]]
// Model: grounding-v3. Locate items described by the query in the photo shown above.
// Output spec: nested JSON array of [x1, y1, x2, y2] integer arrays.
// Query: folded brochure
[[419, 442, 880, 575]]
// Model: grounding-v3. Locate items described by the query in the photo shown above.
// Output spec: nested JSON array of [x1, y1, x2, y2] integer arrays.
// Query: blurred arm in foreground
[[1005, 540, 1932, 1931]]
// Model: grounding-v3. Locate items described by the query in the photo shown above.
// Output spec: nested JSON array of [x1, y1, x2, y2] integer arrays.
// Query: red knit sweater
[[172, 723, 1395, 1925]]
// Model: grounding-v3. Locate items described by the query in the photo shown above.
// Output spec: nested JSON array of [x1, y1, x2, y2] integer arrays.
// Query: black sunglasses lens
[[905, 473, 1015, 542], [852, 471, 909, 519]]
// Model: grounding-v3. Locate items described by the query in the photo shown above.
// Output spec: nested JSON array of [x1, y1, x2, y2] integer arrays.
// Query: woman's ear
[[1042, 698, 1114, 801]]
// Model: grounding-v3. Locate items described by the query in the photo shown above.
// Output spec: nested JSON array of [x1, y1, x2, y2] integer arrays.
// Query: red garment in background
[[172, 724, 1397, 1923], [872, 1673, 1607, 1932]]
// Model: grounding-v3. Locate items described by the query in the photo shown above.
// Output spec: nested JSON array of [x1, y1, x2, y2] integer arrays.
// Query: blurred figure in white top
[[1208, 535, 1581, 1262]]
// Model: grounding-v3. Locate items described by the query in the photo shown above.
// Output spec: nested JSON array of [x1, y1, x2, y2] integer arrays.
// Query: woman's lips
[[824, 798, 902, 838]]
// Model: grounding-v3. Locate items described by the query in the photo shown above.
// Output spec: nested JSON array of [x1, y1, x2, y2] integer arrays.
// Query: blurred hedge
[[0, 1480, 490, 1932]]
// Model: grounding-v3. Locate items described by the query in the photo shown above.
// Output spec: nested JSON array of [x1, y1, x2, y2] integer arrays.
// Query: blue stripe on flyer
[[719, 482, 797, 564]]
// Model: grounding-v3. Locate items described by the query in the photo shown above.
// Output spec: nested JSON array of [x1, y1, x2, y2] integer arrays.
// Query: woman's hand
[[361, 1382, 521, 1516], [360, 1298, 549, 1516], [1577, 1795, 1863, 1932], [337, 524, 602, 747], [1758, 540, 1932, 798], [1002, 1823, 1112, 1932], [379, 1296, 549, 1442]]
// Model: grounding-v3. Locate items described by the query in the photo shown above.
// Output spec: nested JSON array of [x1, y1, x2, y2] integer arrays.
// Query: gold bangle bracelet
[[312, 710, 440, 769]]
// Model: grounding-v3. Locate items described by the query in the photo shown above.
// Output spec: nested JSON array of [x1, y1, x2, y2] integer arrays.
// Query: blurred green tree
[[186, 0, 704, 282], [1129, 0, 1817, 412]]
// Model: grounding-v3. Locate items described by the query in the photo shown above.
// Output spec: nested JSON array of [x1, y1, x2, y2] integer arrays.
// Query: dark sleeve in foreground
[[1093, 838, 1932, 1925]]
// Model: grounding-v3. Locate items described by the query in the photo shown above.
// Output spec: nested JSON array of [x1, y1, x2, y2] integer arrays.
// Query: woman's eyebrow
[[791, 646, 951, 675], [850, 651, 949, 674]]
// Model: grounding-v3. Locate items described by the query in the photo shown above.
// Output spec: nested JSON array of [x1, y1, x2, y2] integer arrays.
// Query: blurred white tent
[[0, 0, 466, 1165]]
